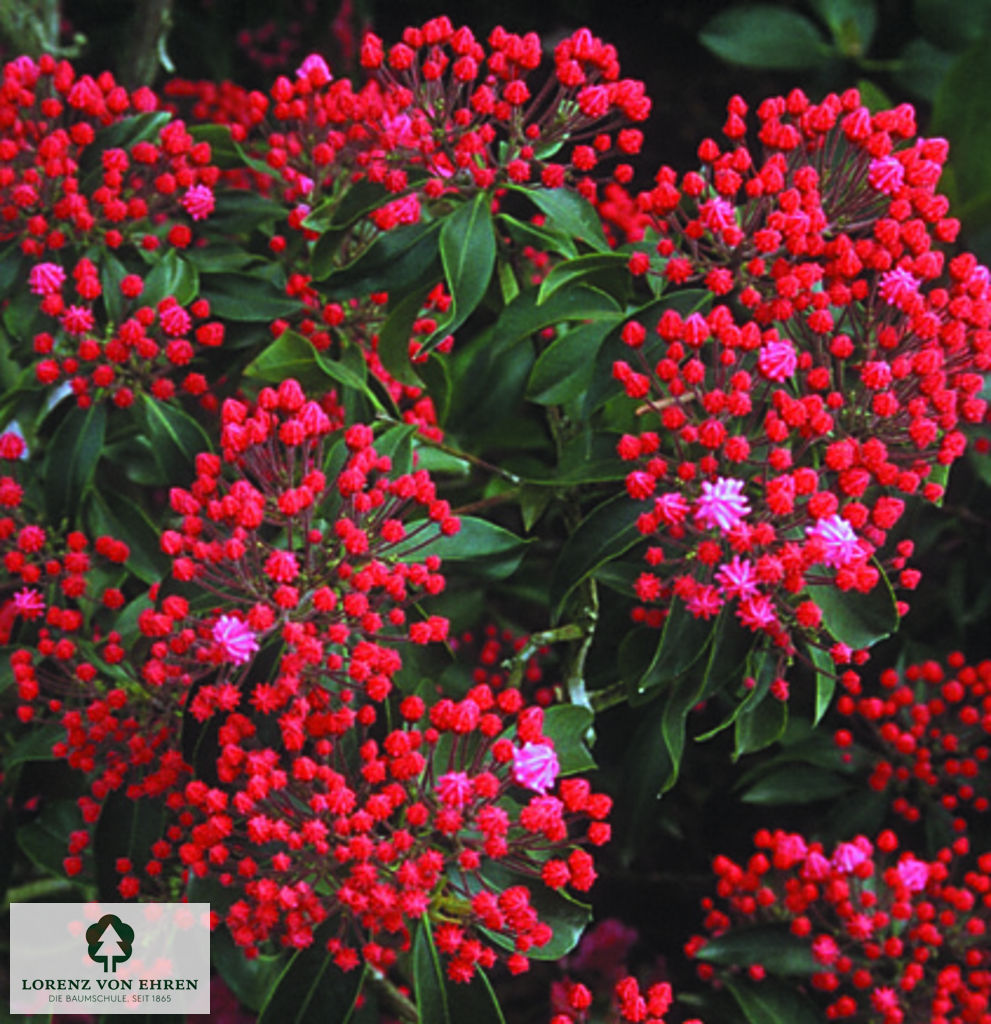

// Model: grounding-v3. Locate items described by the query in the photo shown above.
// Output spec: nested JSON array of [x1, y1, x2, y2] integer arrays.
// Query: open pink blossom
[[212, 615, 259, 665], [12, 587, 45, 619], [296, 54, 332, 86], [714, 555, 759, 601], [878, 266, 920, 309], [806, 514, 861, 568], [512, 741, 559, 795], [693, 477, 750, 534]]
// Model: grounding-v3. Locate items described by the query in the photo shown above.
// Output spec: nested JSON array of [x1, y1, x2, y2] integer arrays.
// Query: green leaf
[[550, 494, 643, 619], [490, 284, 622, 356], [526, 317, 623, 406], [201, 271, 300, 321], [734, 653, 787, 757], [141, 249, 199, 307], [477, 864, 591, 961], [207, 190, 288, 234], [697, 925, 816, 975], [88, 487, 169, 585], [243, 329, 382, 408], [892, 37, 955, 103], [808, 566, 899, 649], [137, 394, 212, 482], [514, 187, 609, 251], [700, 6, 830, 69], [933, 43, 991, 202], [423, 192, 497, 351], [724, 978, 823, 1024], [542, 704, 596, 774], [740, 763, 851, 805], [413, 919, 507, 1023], [537, 252, 631, 305], [376, 287, 431, 388], [807, 0, 877, 56], [314, 219, 441, 292], [498, 212, 579, 260], [258, 936, 366, 1024], [93, 790, 167, 900], [809, 644, 837, 726], [211, 929, 288, 1013], [913, 0, 991, 52], [400, 516, 530, 580], [630, 601, 718, 703], [16, 799, 81, 877], [413, 917, 451, 1023], [43, 402, 107, 522], [3, 723, 62, 766]]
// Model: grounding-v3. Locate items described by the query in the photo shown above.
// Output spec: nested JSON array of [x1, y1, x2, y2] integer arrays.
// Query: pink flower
[[757, 339, 797, 381], [894, 855, 928, 892], [737, 594, 776, 630], [686, 584, 723, 619], [714, 556, 759, 600], [806, 514, 861, 568], [181, 185, 215, 221], [832, 839, 870, 873], [512, 742, 559, 795], [12, 587, 45, 619], [693, 477, 750, 533], [436, 771, 474, 808], [212, 615, 259, 665], [28, 262, 66, 295], [296, 54, 332, 86]]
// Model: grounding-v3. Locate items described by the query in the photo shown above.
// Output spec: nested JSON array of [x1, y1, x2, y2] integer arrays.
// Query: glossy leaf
[[87, 487, 168, 585], [697, 925, 816, 975], [413, 919, 506, 1023], [376, 287, 431, 388], [201, 270, 300, 321], [517, 186, 610, 251], [807, 0, 877, 55], [490, 284, 621, 357], [257, 937, 365, 1024], [211, 929, 288, 1013], [138, 394, 212, 482], [399, 516, 530, 580], [808, 566, 899, 649], [724, 978, 823, 1024], [892, 37, 955, 103], [740, 763, 851, 805], [630, 601, 718, 703], [526, 317, 623, 406], [810, 644, 837, 726], [141, 249, 199, 307], [314, 219, 440, 291], [934, 43, 991, 203], [550, 494, 644, 619], [43, 402, 107, 523], [16, 799, 82, 876], [93, 790, 167, 899], [537, 252, 631, 305], [700, 6, 829, 69], [542, 704, 596, 774], [3, 723, 62, 766]]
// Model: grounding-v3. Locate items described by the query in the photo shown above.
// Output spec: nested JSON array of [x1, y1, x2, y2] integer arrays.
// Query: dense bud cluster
[[835, 652, 991, 831], [689, 828, 991, 1024], [611, 88, 988, 674]]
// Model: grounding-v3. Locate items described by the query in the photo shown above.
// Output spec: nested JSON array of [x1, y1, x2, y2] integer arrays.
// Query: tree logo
[[85, 914, 134, 972]]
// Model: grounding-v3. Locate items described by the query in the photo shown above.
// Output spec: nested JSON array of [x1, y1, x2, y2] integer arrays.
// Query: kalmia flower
[[834, 652, 991, 830], [610, 88, 989, 677], [688, 828, 991, 1024]]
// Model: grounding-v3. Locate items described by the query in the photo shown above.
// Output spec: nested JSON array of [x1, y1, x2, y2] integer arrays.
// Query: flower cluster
[[29, 256, 225, 409], [552, 973, 704, 1024], [835, 652, 991, 831], [0, 54, 218, 257], [688, 828, 991, 1024], [612, 88, 989, 672]]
